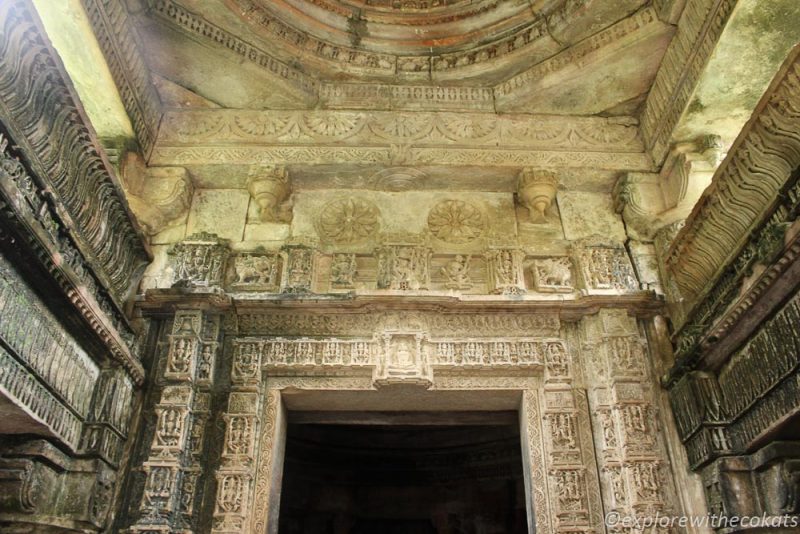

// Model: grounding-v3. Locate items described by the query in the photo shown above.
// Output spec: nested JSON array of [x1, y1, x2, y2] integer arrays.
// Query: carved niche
[[281, 245, 316, 293], [531, 257, 574, 293], [486, 249, 526, 294], [440, 254, 473, 290], [230, 252, 281, 291], [573, 241, 639, 292], [376, 245, 432, 290], [330, 253, 357, 289], [169, 233, 230, 288]]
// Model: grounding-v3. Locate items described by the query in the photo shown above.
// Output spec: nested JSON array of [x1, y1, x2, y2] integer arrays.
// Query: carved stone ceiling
[[135, 0, 674, 115]]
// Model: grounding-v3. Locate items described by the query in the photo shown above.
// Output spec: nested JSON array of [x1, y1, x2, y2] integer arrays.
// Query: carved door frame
[[243, 376, 602, 534]]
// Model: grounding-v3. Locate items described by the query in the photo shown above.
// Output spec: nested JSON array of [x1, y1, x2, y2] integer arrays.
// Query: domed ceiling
[[221, 0, 647, 83], [138, 0, 671, 112]]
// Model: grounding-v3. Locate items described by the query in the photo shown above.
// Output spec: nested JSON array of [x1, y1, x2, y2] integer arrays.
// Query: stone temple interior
[[1, 0, 800, 532]]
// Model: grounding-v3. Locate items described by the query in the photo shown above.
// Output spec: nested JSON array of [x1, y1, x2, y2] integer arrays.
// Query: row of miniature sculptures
[[168, 233, 640, 295]]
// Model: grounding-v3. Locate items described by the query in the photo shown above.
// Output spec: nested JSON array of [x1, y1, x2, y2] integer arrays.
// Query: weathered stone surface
[[4, 0, 800, 531]]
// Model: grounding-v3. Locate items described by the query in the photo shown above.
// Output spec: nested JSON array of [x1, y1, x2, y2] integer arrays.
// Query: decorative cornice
[[0, 132, 145, 384], [146, 0, 319, 99], [664, 45, 800, 305], [319, 83, 496, 112], [152, 110, 651, 170], [640, 0, 736, 165], [0, 1, 150, 306], [80, 0, 163, 157], [495, 7, 661, 98]]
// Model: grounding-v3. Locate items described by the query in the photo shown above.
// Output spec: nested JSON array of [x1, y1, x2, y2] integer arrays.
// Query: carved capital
[[613, 136, 721, 240], [126, 163, 193, 236], [517, 168, 558, 224], [247, 166, 291, 222]]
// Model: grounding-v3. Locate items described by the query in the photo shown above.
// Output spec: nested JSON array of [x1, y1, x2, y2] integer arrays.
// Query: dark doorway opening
[[277, 413, 528, 534]]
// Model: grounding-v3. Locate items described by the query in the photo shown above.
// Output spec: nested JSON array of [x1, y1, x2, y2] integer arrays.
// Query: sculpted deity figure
[[441, 255, 472, 289], [392, 338, 416, 369], [331, 253, 357, 287]]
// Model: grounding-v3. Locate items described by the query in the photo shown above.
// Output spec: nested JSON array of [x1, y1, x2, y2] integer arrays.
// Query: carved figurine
[[330, 253, 357, 287], [441, 255, 472, 289]]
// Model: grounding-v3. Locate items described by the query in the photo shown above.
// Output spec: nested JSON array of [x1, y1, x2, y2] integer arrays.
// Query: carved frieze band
[[157, 109, 643, 152], [670, 290, 800, 468], [0, 256, 99, 418], [0, 1, 150, 306], [0, 344, 84, 449], [152, 145, 653, 171], [167, 233, 642, 297]]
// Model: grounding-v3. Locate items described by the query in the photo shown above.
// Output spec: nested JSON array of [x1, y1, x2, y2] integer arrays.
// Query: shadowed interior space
[[278, 416, 528, 534]]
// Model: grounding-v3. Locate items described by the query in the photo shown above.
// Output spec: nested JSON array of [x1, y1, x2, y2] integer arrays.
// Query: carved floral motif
[[427, 200, 485, 243], [317, 198, 379, 243]]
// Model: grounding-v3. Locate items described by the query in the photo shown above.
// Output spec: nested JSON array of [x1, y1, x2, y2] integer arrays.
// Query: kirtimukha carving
[[441, 255, 472, 290], [427, 200, 485, 243], [330, 253, 357, 288], [247, 166, 291, 222], [376, 246, 432, 290], [317, 198, 380, 243], [532, 257, 573, 293], [170, 233, 230, 288], [517, 169, 558, 223]]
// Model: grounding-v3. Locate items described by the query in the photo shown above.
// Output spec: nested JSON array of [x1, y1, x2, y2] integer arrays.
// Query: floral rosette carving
[[316, 198, 380, 243], [427, 200, 486, 243]]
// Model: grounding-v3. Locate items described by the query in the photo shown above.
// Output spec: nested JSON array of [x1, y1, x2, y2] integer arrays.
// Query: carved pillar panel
[[280, 245, 316, 293], [169, 233, 230, 288], [376, 245, 432, 291], [541, 387, 605, 534], [572, 241, 639, 293], [210, 340, 265, 533], [580, 310, 679, 526], [486, 248, 526, 294], [129, 310, 222, 533]]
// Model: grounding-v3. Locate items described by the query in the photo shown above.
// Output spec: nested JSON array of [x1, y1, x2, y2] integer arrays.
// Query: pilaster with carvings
[[128, 309, 222, 533], [580, 310, 679, 528]]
